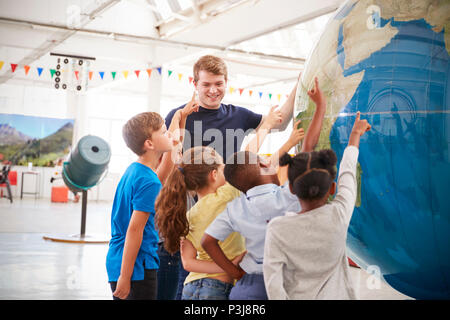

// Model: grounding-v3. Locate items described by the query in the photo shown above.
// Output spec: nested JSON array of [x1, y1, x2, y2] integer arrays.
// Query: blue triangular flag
[[37, 67, 43, 76], [99, 71, 105, 79], [259, 92, 263, 99], [156, 67, 162, 75]]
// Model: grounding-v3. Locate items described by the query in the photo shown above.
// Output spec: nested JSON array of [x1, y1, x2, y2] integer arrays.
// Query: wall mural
[[0, 113, 74, 167]]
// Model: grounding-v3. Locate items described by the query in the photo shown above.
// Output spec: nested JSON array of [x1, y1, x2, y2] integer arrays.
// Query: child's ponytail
[[155, 146, 223, 254], [285, 149, 337, 201], [279, 153, 294, 166], [155, 166, 189, 254]]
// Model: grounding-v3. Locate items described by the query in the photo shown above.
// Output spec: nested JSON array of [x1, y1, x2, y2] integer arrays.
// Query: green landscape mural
[[0, 114, 74, 167]]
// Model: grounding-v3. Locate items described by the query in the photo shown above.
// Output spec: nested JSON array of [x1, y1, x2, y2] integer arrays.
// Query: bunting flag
[[0, 59, 291, 103]]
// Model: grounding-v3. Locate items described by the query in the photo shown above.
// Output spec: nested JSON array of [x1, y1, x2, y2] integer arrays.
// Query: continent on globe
[[294, 0, 450, 300]]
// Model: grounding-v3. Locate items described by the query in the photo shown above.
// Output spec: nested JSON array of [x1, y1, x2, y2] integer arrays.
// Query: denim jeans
[[182, 278, 233, 300], [229, 273, 268, 300], [109, 269, 157, 300], [176, 264, 190, 300], [156, 242, 181, 300]]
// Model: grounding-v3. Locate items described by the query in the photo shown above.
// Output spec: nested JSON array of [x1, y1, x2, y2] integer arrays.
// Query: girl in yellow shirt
[[155, 146, 246, 300]]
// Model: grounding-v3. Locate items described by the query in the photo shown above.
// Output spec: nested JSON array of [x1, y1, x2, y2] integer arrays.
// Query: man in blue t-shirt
[[160, 55, 300, 300], [165, 55, 299, 162]]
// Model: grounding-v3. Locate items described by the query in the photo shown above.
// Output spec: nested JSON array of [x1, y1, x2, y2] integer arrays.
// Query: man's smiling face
[[194, 70, 227, 109]]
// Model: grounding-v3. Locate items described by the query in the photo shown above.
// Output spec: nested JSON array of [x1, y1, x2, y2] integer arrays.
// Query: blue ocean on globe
[[326, 2, 450, 299]]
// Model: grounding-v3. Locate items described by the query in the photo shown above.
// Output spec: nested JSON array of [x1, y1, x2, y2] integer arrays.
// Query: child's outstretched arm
[[348, 111, 371, 148], [301, 77, 326, 152], [333, 111, 371, 225], [201, 233, 246, 280], [244, 105, 282, 154], [268, 119, 304, 167], [176, 92, 199, 143], [181, 238, 245, 274], [157, 93, 199, 184], [260, 72, 301, 131]]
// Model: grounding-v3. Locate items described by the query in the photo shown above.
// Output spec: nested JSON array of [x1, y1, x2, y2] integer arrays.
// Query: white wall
[[0, 82, 148, 201], [1, 75, 297, 201]]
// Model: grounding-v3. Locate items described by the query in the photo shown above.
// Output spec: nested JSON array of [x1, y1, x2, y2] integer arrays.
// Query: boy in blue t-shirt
[[106, 96, 198, 300]]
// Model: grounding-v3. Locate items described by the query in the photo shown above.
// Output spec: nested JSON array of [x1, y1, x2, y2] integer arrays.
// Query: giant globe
[[294, 0, 450, 299]]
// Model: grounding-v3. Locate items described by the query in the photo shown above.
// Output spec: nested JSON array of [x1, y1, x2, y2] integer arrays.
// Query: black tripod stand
[[0, 165, 13, 203]]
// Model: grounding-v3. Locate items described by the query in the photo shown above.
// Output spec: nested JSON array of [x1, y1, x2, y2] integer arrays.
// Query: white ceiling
[[0, 0, 345, 95]]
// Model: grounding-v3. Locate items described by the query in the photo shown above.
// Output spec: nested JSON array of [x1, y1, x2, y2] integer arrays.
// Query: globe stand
[[43, 190, 109, 244]]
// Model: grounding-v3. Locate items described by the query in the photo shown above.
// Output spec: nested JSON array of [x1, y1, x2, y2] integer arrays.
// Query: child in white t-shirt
[[264, 112, 371, 300]]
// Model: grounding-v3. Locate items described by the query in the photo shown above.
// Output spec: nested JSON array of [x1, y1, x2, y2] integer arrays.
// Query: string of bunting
[[0, 60, 290, 101]]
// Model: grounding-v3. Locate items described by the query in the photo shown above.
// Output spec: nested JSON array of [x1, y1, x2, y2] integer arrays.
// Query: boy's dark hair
[[224, 151, 260, 192], [122, 112, 164, 156], [280, 149, 337, 200]]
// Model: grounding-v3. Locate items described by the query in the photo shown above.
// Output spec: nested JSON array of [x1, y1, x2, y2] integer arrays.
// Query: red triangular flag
[[188, 76, 193, 84], [238, 88, 244, 95], [135, 70, 140, 78], [10, 64, 18, 73], [74, 71, 79, 80], [146, 69, 152, 78], [24, 65, 30, 75]]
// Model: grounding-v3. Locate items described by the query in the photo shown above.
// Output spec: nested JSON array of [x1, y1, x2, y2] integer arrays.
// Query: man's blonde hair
[[193, 55, 228, 83], [122, 112, 164, 156]]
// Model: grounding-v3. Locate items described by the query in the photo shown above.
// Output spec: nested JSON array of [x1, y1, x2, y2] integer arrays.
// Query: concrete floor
[[0, 197, 412, 300]]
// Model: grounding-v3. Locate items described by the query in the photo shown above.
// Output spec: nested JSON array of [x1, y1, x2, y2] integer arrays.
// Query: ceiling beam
[[156, 0, 252, 38], [0, 16, 305, 66], [0, 0, 120, 85], [164, 0, 344, 47], [225, 3, 340, 47]]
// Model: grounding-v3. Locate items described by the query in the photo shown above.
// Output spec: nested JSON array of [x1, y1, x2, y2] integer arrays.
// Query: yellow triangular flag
[[0, 61, 4, 70], [229, 87, 235, 94], [178, 73, 183, 81], [277, 94, 281, 101], [123, 71, 129, 79]]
